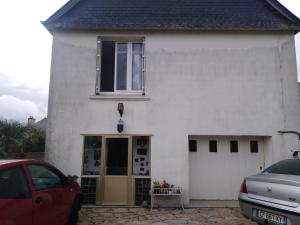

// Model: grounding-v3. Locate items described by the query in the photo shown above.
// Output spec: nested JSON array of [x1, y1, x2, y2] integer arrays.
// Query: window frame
[[114, 42, 143, 94], [96, 37, 145, 95]]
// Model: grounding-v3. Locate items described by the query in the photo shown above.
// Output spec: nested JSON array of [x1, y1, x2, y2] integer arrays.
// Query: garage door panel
[[189, 137, 264, 200]]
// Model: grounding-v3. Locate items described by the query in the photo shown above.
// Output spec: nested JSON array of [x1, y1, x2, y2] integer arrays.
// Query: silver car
[[239, 158, 300, 225]]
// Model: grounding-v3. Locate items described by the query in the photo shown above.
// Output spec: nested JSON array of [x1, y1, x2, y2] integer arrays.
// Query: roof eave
[[41, 21, 53, 35], [42, 24, 300, 34]]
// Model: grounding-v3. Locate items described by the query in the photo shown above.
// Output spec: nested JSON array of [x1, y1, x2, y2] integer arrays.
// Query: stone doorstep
[[81, 206, 239, 210], [83, 205, 142, 208], [82, 200, 239, 209], [188, 200, 239, 208]]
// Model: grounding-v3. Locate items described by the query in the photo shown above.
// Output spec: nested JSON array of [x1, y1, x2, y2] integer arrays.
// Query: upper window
[[28, 164, 63, 191], [0, 166, 31, 199], [96, 39, 144, 94]]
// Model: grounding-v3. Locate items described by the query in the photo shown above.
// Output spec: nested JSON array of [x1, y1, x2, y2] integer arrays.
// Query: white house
[[43, 0, 300, 206]]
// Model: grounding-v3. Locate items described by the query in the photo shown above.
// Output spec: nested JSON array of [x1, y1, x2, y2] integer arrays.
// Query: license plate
[[253, 209, 287, 225]]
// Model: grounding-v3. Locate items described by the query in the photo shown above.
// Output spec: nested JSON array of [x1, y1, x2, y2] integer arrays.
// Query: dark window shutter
[[230, 140, 238, 153], [209, 140, 217, 152], [100, 41, 115, 92], [189, 140, 197, 152], [250, 141, 258, 153]]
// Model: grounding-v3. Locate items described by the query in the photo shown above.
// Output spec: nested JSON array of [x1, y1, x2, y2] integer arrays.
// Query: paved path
[[78, 207, 256, 225]]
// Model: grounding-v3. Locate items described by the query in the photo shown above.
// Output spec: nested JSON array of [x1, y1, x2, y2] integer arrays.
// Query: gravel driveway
[[78, 207, 256, 225]]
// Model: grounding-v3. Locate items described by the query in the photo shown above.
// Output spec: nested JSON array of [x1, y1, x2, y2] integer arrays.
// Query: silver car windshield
[[263, 159, 300, 176]]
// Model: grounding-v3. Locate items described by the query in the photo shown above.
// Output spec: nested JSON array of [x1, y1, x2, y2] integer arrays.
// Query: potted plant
[[161, 180, 170, 188], [161, 180, 170, 194], [170, 184, 176, 193], [153, 180, 161, 194]]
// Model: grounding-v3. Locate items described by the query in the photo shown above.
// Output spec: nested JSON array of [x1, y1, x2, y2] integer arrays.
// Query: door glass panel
[[132, 136, 150, 176], [106, 138, 128, 175], [116, 43, 127, 90], [83, 136, 101, 175]]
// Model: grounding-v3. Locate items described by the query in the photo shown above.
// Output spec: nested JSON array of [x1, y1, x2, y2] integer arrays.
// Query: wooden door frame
[[98, 135, 133, 205]]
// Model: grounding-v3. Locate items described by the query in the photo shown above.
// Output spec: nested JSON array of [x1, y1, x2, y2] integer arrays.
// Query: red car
[[0, 159, 81, 225]]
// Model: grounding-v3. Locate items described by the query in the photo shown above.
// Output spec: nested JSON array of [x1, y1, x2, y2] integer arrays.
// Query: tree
[[0, 119, 27, 153], [0, 119, 45, 155], [0, 145, 5, 158], [22, 127, 46, 153]]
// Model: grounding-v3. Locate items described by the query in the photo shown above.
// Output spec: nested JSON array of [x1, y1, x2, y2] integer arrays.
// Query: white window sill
[[90, 94, 150, 101], [81, 175, 100, 178]]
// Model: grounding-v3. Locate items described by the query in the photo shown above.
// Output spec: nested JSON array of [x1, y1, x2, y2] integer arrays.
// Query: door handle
[[35, 196, 43, 204]]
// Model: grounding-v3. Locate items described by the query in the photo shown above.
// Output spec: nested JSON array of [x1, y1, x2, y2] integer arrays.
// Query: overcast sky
[[0, 0, 299, 123]]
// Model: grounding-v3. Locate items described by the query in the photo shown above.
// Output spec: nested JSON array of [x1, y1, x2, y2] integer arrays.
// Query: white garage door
[[189, 136, 264, 200]]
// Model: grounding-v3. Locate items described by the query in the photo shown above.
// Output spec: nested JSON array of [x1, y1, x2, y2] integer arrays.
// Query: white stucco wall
[[46, 30, 300, 202]]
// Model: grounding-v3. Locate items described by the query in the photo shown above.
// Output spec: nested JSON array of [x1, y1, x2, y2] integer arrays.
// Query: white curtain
[[132, 43, 143, 90]]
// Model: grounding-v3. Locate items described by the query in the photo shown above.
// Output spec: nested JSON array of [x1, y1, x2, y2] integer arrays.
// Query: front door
[[102, 137, 133, 205]]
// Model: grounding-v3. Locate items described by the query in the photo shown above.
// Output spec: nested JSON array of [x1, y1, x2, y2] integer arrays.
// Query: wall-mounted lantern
[[117, 103, 124, 133], [278, 130, 300, 140], [278, 130, 300, 158], [117, 118, 124, 133]]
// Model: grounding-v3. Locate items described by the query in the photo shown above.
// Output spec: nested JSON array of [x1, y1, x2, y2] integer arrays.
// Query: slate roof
[[43, 0, 300, 32], [34, 118, 47, 132]]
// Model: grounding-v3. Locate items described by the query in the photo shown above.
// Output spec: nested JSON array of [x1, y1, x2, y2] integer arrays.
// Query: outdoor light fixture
[[278, 130, 300, 139], [278, 130, 300, 158], [293, 151, 300, 158], [117, 103, 124, 133], [118, 103, 124, 117], [117, 118, 124, 133]]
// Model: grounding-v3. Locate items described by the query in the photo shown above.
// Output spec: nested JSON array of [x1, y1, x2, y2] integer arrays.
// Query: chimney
[[28, 116, 36, 126]]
